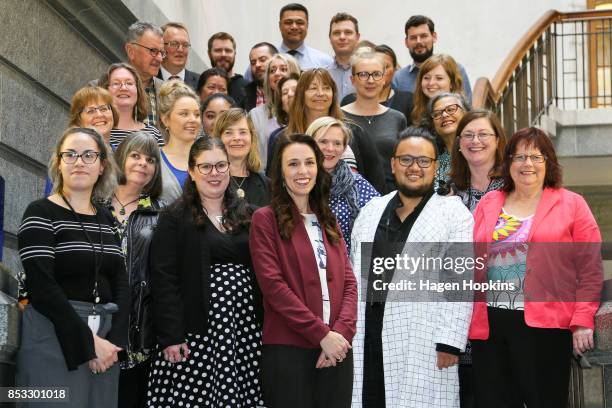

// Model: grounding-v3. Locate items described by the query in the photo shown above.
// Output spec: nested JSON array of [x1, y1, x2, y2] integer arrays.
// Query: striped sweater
[[18, 198, 129, 370]]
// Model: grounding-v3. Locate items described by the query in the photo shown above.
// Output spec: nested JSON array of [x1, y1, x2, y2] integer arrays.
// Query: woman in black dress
[[146, 137, 263, 408]]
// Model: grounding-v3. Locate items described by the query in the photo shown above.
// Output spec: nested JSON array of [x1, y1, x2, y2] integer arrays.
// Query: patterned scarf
[[330, 160, 360, 231]]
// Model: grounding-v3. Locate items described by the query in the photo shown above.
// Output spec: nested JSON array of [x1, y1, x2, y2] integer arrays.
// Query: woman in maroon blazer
[[250, 133, 358, 408]]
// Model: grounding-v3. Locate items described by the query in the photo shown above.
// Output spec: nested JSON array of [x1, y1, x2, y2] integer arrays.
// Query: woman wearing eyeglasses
[[469, 128, 603, 408], [341, 45, 413, 123], [99, 63, 164, 150], [212, 108, 270, 207], [147, 137, 264, 407], [342, 49, 407, 194], [68, 86, 119, 145], [45, 86, 120, 197], [450, 110, 507, 212], [157, 81, 201, 204], [17, 127, 128, 408], [423, 92, 469, 188]]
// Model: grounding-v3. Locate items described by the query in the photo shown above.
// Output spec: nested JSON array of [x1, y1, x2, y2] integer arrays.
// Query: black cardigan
[[150, 204, 211, 347]]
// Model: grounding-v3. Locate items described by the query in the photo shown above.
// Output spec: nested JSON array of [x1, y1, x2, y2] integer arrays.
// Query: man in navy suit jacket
[[158, 22, 202, 91]]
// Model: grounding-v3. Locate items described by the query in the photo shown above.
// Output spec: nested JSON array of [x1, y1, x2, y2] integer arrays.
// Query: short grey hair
[[427, 92, 469, 117], [127, 21, 163, 43], [422, 92, 470, 129]]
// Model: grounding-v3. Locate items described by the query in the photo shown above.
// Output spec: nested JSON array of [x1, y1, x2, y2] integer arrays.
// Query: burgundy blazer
[[249, 206, 358, 349]]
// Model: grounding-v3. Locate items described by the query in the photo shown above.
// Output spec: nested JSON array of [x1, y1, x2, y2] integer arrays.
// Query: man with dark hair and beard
[[207, 32, 249, 105], [350, 126, 474, 407], [392, 15, 472, 101], [241, 42, 278, 111]]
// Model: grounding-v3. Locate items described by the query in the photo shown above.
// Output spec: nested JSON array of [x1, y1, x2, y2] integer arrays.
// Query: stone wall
[[0, 0, 137, 275]]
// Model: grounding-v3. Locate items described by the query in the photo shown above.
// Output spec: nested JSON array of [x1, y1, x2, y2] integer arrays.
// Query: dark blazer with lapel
[[156, 68, 200, 92], [249, 206, 358, 349], [150, 204, 210, 347]]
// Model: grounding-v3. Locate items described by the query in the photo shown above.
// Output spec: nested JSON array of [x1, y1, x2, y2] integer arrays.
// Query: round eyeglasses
[[195, 161, 230, 175], [394, 155, 436, 168]]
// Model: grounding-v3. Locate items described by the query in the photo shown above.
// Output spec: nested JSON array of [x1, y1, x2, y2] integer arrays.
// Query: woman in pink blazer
[[250, 133, 357, 408], [469, 127, 602, 408]]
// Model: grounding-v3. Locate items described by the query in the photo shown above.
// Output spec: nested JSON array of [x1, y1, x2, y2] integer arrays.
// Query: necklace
[[231, 175, 247, 199], [113, 193, 140, 215]]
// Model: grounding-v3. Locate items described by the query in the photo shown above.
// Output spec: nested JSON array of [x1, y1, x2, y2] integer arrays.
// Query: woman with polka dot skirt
[[146, 137, 263, 408]]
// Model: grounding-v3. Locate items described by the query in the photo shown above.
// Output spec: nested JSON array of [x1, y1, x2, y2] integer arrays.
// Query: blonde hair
[[263, 53, 301, 118], [212, 108, 262, 172], [158, 80, 200, 141], [305, 116, 352, 147], [350, 47, 385, 75], [49, 127, 117, 201]]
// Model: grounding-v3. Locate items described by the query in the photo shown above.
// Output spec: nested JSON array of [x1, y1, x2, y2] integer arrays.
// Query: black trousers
[[471, 307, 572, 408], [118, 359, 151, 408], [261, 344, 353, 408]]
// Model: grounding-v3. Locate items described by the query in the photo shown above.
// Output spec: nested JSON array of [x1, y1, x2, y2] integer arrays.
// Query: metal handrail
[[473, 9, 612, 133]]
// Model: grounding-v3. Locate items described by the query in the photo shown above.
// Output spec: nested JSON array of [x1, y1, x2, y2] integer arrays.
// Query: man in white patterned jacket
[[350, 126, 474, 408]]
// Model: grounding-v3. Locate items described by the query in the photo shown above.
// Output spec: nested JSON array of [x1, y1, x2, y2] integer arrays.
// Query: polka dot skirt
[[146, 263, 264, 407]]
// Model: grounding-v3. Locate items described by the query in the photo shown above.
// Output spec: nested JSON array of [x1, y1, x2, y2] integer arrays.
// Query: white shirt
[[160, 66, 185, 81], [302, 213, 330, 325]]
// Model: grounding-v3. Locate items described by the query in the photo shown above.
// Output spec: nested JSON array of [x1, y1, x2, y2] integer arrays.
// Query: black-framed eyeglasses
[[354, 71, 384, 81], [195, 161, 230, 175], [130, 42, 167, 58], [59, 151, 102, 164], [431, 103, 462, 120], [511, 154, 546, 163], [164, 41, 191, 51], [80, 104, 111, 116], [459, 132, 496, 141], [394, 155, 436, 168]]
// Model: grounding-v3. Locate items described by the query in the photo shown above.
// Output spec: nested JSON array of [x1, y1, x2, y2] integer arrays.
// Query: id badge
[[88, 314, 101, 333]]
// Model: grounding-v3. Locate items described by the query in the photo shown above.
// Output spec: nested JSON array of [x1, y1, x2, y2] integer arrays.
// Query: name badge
[[88, 315, 100, 333]]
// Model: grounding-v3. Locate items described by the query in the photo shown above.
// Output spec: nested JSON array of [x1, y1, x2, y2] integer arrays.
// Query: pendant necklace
[[231, 175, 247, 199], [113, 194, 139, 215]]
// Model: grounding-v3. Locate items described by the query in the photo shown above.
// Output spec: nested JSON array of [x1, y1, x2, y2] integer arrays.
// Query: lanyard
[[60, 195, 104, 313]]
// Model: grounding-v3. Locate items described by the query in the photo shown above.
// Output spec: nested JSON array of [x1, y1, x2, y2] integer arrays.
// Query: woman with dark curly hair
[[250, 133, 357, 408], [146, 137, 264, 407]]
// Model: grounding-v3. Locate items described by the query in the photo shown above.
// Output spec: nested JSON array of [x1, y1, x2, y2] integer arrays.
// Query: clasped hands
[[316, 331, 351, 369], [89, 334, 122, 374]]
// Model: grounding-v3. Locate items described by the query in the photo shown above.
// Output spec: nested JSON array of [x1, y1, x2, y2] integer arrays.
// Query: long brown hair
[[176, 137, 252, 231], [286, 69, 344, 134], [269, 133, 340, 244], [450, 110, 506, 190], [98, 62, 149, 122], [411, 54, 464, 125]]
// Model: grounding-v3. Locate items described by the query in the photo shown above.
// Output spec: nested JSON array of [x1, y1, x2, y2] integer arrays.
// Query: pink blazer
[[469, 187, 603, 340], [249, 206, 358, 348]]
